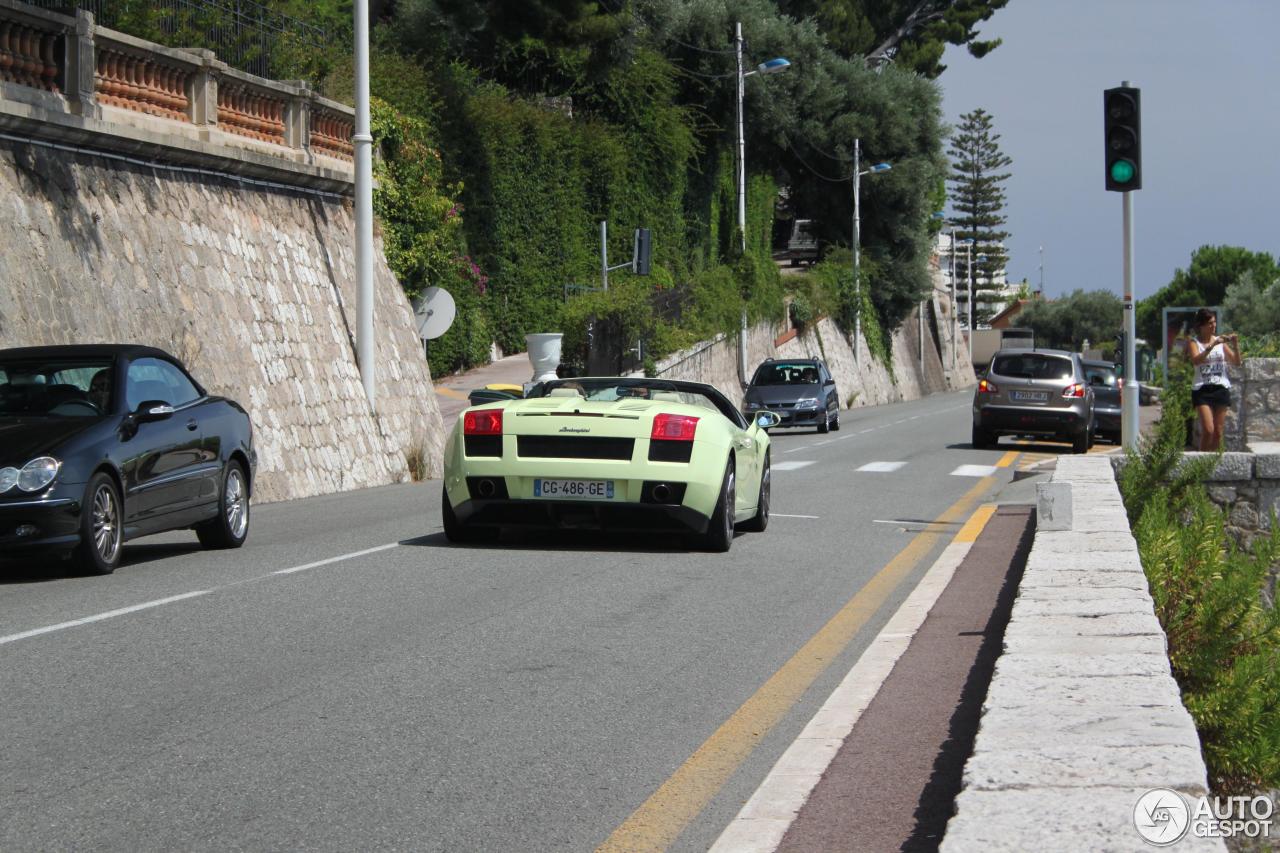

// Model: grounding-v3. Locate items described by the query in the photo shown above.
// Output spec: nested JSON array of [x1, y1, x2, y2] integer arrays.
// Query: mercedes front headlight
[[0, 467, 16, 493], [17, 457, 60, 492]]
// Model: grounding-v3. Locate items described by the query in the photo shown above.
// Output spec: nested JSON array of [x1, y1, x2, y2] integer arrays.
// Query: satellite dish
[[413, 287, 456, 340]]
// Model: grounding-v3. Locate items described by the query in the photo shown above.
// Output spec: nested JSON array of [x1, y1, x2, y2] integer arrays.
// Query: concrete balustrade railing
[[0, 0, 354, 188]]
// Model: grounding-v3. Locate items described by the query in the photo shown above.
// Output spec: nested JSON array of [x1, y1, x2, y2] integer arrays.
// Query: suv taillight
[[1062, 383, 1086, 398], [652, 413, 699, 441], [978, 379, 999, 394], [464, 409, 503, 435]]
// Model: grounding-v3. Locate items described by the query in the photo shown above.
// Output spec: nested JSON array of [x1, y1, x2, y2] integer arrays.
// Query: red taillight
[[651, 413, 699, 441], [464, 409, 503, 435], [1117, 378, 1124, 391], [978, 379, 999, 394], [1062, 383, 1086, 398]]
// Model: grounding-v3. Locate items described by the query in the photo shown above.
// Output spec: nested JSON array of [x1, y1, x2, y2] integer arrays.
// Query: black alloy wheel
[[197, 461, 250, 549], [76, 472, 123, 575], [701, 460, 736, 552], [740, 455, 770, 533]]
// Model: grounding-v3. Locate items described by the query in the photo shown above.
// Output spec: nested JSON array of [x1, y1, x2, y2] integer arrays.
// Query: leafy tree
[[777, 0, 1007, 77], [1012, 290, 1123, 351], [947, 107, 1011, 326], [1223, 271, 1280, 338], [1137, 245, 1280, 345]]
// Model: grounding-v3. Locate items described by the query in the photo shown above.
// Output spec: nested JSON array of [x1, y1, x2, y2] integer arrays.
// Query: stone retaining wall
[[643, 278, 974, 409], [941, 455, 1222, 851], [0, 139, 444, 502]]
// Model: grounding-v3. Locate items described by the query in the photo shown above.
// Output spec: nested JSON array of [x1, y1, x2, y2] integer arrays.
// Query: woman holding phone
[[1187, 308, 1241, 451]]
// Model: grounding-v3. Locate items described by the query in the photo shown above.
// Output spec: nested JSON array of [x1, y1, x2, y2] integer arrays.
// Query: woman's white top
[[1191, 339, 1230, 389]]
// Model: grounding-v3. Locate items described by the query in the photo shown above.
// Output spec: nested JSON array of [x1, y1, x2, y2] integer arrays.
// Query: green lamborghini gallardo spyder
[[441, 377, 781, 551]]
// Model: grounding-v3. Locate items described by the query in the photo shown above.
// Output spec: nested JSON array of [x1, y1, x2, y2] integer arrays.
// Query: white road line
[[857, 429, 873, 434], [772, 461, 816, 472], [773, 513, 820, 519], [857, 461, 907, 473], [951, 464, 1000, 478], [0, 590, 211, 646], [1, 542, 408, 647], [274, 543, 401, 575]]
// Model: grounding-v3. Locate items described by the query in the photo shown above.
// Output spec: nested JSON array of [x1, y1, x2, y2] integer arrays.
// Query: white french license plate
[[1010, 391, 1049, 402], [533, 479, 615, 500]]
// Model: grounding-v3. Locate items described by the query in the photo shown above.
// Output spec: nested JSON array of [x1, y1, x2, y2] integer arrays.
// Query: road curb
[[708, 505, 997, 853]]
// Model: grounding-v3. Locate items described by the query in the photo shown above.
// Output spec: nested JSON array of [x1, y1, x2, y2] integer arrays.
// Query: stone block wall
[[641, 275, 975, 409], [0, 139, 444, 503]]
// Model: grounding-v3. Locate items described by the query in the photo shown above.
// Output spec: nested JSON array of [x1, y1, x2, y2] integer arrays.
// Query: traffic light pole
[[1122, 189, 1139, 449]]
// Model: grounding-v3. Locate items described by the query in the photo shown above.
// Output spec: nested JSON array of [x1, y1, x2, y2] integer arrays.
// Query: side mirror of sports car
[[755, 411, 782, 429]]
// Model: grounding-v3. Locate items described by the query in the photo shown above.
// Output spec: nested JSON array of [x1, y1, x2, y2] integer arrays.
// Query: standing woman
[[1187, 308, 1241, 451]]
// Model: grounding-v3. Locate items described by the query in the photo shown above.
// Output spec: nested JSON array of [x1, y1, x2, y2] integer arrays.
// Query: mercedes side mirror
[[134, 400, 175, 423]]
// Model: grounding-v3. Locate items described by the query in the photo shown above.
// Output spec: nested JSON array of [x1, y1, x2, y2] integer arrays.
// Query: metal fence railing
[[25, 0, 327, 78]]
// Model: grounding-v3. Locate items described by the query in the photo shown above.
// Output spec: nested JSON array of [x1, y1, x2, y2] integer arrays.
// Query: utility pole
[[354, 0, 375, 409]]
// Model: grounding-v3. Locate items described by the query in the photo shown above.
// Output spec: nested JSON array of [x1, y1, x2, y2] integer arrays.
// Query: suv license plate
[[533, 479, 615, 500], [1010, 391, 1049, 402]]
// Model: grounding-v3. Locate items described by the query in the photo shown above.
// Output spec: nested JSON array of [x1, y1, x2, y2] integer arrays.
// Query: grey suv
[[971, 348, 1094, 453], [743, 358, 840, 432]]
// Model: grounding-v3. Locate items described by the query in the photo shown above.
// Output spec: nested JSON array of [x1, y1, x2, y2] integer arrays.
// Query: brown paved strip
[[776, 505, 1035, 853]]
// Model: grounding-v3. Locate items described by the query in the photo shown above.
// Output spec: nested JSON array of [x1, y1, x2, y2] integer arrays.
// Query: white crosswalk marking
[[951, 464, 999, 478], [772, 461, 816, 471], [857, 461, 907, 473]]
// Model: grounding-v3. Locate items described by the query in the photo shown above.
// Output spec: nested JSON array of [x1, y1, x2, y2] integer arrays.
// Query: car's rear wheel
[[197, 461, 250, 549], [740, 456, 770, 533], [1071, 427, 1090, 454], [442, 485, 491, 544], [75, 472, 122, 575], [972, 424, 993, 449], [701, 460, 736, 552]]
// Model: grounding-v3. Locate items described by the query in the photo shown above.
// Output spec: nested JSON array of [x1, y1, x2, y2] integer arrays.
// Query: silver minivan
[[971, 348, 1094, 453]]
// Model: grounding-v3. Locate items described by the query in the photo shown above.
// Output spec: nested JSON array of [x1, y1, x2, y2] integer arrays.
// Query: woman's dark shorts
[[1192, 384, 1231, 409]]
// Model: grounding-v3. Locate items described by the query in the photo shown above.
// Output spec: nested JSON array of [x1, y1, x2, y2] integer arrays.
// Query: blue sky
[[937, 0, 1279, 300]]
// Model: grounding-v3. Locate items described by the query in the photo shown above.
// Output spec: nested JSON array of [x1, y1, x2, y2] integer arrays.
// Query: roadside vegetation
[[1119, 359, 1280, 792]]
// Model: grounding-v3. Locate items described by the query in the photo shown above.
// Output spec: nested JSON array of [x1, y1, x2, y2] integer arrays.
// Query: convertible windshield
[[532, 378, 743, 426], [0, 358, 114, 417]]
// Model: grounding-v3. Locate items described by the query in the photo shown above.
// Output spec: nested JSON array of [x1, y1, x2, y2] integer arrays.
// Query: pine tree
[[947, 108, 1012, 327]]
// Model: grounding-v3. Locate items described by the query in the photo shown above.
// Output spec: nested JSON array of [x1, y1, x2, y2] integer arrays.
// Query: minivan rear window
[[991, 354, 1073, 380]]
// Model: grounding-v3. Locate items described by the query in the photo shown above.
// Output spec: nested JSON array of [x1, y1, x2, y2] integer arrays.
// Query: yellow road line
[[596, 459, 1018, 853], [995, 450, 1019, 468], [955, 503, 997, 543], [435, 386, 469, 400]]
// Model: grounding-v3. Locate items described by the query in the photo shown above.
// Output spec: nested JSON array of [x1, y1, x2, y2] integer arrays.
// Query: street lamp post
[[734, 22, 789, 383], [851, 140, 890, 361], [354, 0, 375, 409], [962, 238, 975, 364]]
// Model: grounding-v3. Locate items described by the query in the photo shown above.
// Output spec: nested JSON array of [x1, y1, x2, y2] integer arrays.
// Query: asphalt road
[[0, 390, 1061, 852]]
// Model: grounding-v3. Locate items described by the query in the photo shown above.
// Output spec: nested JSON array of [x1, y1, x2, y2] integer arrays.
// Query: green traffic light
[[1110, 159, 1135, 184]]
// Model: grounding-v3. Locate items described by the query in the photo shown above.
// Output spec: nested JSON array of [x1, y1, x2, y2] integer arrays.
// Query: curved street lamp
[[735, 22, 789, 383], [852, 141, 890, 360]]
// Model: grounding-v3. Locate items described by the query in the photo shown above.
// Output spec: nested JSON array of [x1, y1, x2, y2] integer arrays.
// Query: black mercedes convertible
[[0, 345, 255, 574]]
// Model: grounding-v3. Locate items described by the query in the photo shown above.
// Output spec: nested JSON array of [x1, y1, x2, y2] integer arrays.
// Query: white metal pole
[[735, 22, 746, 253], [1122, 190, 1139, 449], [600, 220, 609, 291], [853, 139, 861, 362], [966, 241, 973, 364], [949, 229, 957, 370], [735, 23, 748, 386], [353, 0, 375, 409]]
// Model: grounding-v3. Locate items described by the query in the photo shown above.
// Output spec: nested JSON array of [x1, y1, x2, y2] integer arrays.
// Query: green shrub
[[1121, 358, 1280, 792]]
